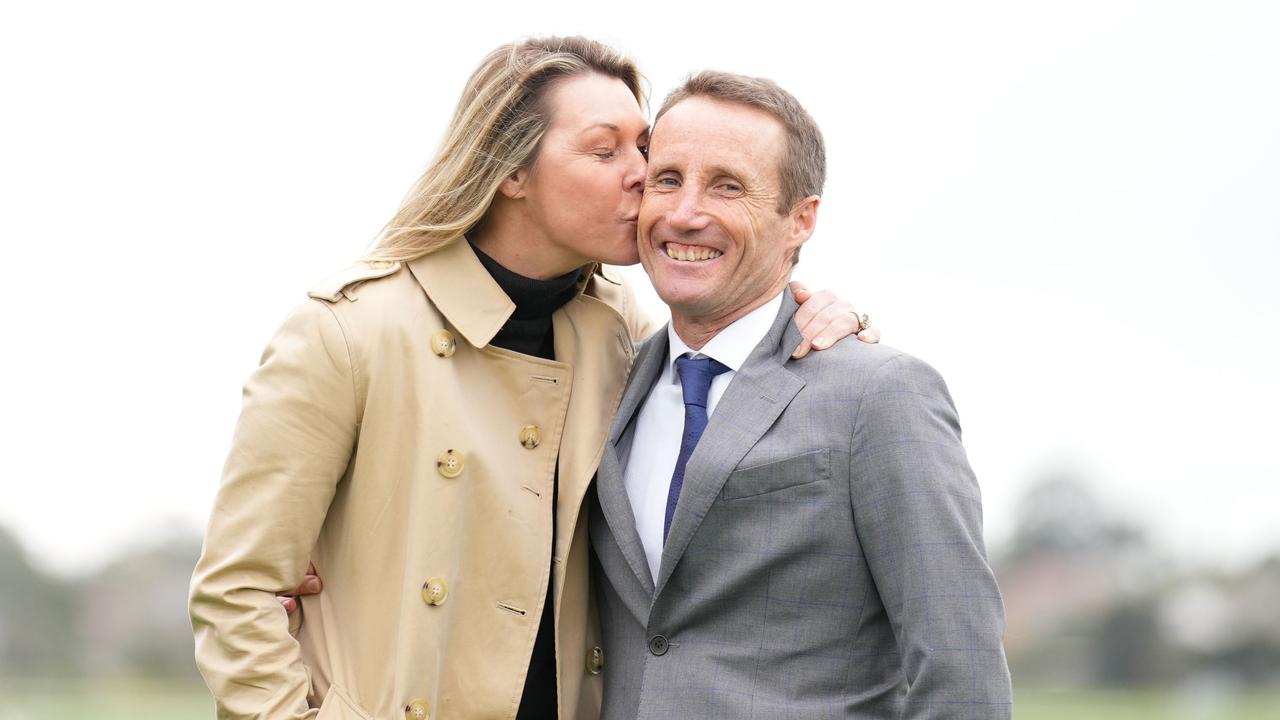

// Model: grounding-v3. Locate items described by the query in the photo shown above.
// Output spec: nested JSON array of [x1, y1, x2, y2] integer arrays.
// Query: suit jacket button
[[587, 645, 604, 674], [422, 578, 448, 606], [436, 449, 464, 478], [430, 330, 456, 358], [404, 698, 430, 720], [519, 425, 542, 449], [648, 635, 669, 656]]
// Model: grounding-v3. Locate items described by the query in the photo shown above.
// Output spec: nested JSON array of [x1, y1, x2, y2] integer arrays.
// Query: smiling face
[[638, 96, 818, 336], [509, 72, 650, 269]]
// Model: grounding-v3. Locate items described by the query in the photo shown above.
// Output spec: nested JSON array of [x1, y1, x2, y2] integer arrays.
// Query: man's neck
[[670, 282, 789, 351]]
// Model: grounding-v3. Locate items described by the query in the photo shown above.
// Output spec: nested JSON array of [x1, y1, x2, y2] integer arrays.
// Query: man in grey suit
[[589, 71, 1013, 719]]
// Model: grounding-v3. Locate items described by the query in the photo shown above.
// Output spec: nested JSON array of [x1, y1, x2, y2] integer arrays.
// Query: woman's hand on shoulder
[[788, 281, 880, 359]]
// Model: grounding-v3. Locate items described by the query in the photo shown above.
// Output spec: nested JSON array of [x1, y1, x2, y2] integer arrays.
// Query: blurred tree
[[77, 529, 204, 681], [0, 525, 80, 675], [1, 523, 205, 683], [1097, 599, 1178, 686], [998, 473, 1165, 687], [1005, 472, 1146, 562], [997, 475, 1280, 692]]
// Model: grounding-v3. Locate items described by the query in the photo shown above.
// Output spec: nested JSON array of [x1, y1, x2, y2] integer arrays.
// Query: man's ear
[[499, 166, 530, 199], [787, 195, 821, 250]]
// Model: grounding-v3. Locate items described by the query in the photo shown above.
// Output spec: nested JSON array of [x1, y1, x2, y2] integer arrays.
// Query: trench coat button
[[519, 425, 542, 450], [436, 449, 463, 479], [404, 697, 430, 720], [422, 578, 448, 606], [587, 646, 604, 675], [647, 635, 669, 656], [430, 330, 456, 358]]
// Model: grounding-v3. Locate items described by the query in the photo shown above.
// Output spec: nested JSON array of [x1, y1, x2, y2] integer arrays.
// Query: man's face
[[638, 96, 815, 326]]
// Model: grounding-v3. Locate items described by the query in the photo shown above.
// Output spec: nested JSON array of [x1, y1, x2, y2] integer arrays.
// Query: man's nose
[[667, 186, 709, 231]]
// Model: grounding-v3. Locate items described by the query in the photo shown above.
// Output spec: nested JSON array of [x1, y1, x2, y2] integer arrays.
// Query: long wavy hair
[[366, 37, 644, 262]]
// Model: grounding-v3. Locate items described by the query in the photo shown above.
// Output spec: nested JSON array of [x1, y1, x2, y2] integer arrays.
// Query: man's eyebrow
[[707, 163, 747, 181]]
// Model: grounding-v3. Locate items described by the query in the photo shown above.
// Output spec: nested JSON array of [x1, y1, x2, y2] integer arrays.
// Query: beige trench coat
[[190, 238, 657, 719]]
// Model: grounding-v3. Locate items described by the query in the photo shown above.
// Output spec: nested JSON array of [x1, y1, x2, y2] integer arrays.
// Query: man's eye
[[655, 177, 679, 187], [720, 183, 743, 194], [594, 149, 617, 159]]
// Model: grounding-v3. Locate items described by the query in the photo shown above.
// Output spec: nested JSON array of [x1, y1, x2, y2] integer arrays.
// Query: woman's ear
[[499, 167, 530, 199]]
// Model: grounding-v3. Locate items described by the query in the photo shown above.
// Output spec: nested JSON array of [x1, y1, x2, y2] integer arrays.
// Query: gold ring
[[856, 313, 870, 332]]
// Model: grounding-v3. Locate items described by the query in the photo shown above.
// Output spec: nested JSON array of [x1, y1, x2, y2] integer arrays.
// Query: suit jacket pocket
[[720, 448, 830, 500]]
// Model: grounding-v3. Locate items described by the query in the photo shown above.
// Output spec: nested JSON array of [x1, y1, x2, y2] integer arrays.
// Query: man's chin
[[652, 283, 714, 316]]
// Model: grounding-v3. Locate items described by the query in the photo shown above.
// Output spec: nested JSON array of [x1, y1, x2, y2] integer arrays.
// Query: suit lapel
[[654, 292, 806, 597], [593, 328, 671, 595], [610, 329, 669, 447]]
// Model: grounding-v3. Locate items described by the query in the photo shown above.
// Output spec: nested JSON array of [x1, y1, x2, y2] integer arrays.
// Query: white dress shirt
[[621, 291, 785, 582]]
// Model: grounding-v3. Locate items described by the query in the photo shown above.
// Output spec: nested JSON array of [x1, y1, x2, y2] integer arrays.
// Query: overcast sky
[[2, 1, 1277, 576]]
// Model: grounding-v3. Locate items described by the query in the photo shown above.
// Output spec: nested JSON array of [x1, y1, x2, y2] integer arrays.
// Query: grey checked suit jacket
[[589, 290, 1012, 719]]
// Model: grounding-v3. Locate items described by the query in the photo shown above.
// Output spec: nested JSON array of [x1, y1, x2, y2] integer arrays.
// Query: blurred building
[[995, 475, 1280, 690]]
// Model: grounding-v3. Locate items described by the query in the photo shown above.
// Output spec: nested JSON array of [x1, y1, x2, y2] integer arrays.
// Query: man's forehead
[[654, 96, 781, 141], [649, 97, 783, 171]]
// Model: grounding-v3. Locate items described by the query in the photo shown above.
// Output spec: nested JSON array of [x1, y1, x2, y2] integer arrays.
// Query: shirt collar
[[665, 291, 785, 381]]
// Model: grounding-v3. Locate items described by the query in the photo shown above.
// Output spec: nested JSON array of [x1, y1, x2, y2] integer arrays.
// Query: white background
[[2, 1, 1277, 576]]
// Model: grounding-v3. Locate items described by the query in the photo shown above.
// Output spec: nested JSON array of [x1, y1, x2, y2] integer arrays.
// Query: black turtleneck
[[471, 241, 583, 720], [472, 242, 583, 361]]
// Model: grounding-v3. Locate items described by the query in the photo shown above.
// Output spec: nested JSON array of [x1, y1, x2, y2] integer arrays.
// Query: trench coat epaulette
[[307, 260, 403, 302]]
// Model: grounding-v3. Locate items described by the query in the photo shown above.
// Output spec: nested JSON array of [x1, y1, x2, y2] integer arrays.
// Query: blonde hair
[[367, 37, 643, 262]]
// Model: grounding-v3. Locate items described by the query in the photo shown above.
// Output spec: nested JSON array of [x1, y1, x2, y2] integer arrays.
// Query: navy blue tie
[[664, 355, 731, 540]]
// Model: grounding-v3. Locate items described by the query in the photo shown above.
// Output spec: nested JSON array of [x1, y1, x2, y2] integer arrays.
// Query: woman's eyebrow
[[577, 122, 620, 135]]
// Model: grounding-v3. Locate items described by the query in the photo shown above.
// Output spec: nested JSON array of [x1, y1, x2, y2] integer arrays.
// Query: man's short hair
[[655, 70, 826, 216]]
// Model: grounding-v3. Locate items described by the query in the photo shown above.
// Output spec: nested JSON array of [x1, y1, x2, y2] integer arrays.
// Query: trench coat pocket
[[315, 683, 374, 720], [720, 448, 830, 500]]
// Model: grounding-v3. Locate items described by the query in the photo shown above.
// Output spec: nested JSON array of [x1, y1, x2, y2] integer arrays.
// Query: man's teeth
[[665, 244, 724, 262]]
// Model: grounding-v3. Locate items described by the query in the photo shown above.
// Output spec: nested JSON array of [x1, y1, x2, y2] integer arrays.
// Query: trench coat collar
[[404, 239, 514, 349], [406, 238, 619, 349]]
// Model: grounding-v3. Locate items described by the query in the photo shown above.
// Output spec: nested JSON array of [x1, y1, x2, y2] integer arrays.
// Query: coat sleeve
[[848, 354, 1012, 719], [189, 299, 359, 719]]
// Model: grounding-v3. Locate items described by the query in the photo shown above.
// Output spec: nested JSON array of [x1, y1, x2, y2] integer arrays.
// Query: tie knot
[[675, 355, 730, 409]]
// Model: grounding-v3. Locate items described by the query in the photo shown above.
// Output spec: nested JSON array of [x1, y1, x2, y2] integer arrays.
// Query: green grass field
[[1, 682, 1277, 719], [0, 680, 210, 720], [1014, 688, 1280, 720]]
